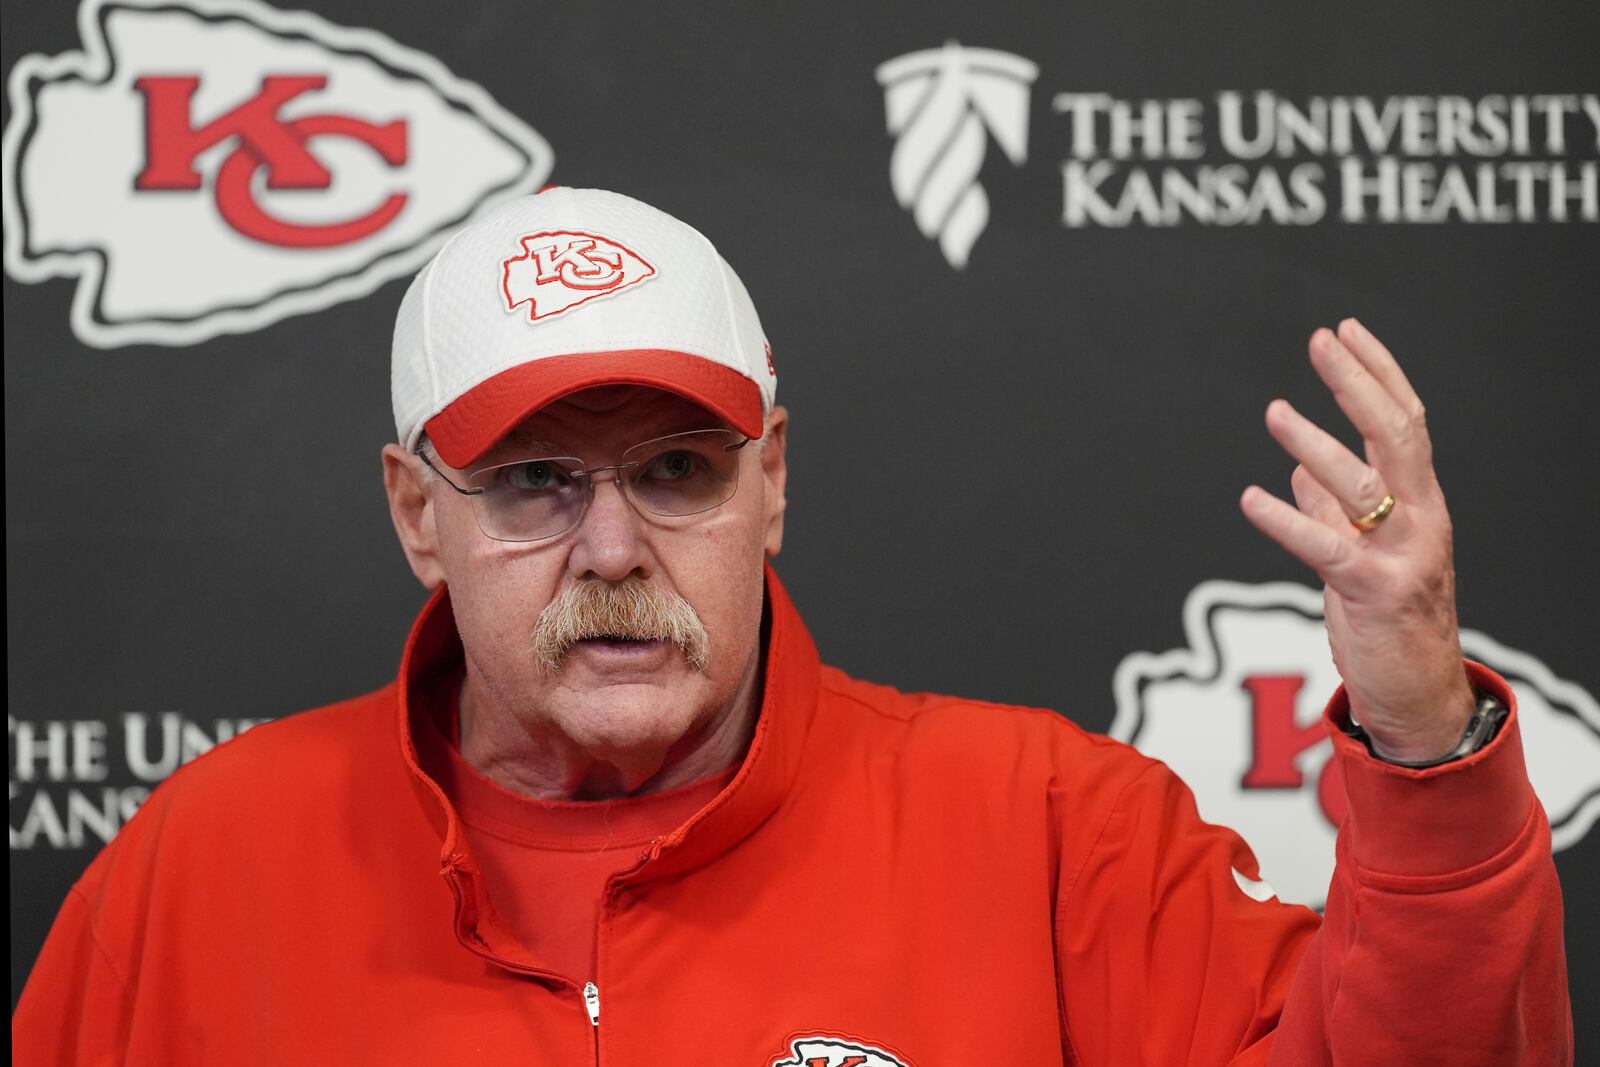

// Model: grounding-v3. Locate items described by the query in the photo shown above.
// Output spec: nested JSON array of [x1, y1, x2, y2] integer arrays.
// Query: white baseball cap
[[391, 187, 775, 469]]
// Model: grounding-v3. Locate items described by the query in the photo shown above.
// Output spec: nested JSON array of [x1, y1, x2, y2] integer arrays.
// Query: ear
[[381, 444, 447, 590], [758, 406, 789, 557]]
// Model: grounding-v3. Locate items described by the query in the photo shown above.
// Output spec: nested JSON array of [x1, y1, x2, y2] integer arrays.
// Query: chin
[[556, 679, 711, 757]]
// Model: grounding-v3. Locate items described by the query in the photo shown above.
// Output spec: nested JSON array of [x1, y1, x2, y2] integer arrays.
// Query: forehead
[[489, 385, 732, 458]]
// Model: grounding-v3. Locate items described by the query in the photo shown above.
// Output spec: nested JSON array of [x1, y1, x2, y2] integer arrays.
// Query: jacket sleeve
[[12, 883, 135, 1066], [1054, 661, 1572, 1066]]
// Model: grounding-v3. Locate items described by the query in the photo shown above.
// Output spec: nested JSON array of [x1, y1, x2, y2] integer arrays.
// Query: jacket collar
[[393, 562, 820, 967]]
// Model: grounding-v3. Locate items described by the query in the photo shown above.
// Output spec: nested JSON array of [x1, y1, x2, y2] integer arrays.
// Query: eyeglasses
[[417, 428, 750, 543]]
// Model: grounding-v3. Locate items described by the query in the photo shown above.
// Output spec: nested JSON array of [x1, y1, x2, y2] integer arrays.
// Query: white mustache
[[531, 578, 710, 672]]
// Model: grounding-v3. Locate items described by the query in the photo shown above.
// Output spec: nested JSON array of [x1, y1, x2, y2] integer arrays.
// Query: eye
[[641, 449, 702, 482], [503, 460, 572, 492]]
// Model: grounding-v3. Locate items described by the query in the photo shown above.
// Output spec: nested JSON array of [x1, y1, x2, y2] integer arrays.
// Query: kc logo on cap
[[501, 230, 657, 323]]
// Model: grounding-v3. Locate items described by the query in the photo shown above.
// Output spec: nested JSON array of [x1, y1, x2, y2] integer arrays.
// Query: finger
[[1308, 329, 1432, 500], [1290, 464, 1353, 530], [1240, 485, 1355, 579], [1265, 399, 1391, 522], [1336, 318, 1425, 418]]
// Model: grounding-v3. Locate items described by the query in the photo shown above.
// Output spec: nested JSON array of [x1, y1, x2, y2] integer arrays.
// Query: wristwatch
[[1343, 690, 1510, 769]]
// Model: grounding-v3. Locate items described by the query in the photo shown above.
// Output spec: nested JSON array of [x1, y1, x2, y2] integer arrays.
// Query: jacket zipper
[[444, 866, 600, 1041], [582, 981, 600, 1026], [447, 861, 643, 1053]]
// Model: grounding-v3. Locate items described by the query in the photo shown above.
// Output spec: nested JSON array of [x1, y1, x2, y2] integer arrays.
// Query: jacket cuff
[[1323, 660, 1535, 879]]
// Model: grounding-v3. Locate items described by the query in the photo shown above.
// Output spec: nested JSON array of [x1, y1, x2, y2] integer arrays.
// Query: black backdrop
[[7, 0, 1597, 1044]]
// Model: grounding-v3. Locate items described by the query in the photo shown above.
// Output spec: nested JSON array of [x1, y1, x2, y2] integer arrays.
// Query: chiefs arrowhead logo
[[1110, 580, 1600, 909], [770, 1034, 913, 1067], [1, 0, 553, 347], [501, 230, 656, 323]]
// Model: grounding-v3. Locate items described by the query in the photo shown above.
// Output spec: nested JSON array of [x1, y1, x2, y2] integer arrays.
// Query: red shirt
[[415, 683, 736, 983], [13, 566, 1572, 1065]]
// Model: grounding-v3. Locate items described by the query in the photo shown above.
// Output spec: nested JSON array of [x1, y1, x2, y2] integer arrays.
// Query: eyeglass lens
[[464, 429, 744, 542]]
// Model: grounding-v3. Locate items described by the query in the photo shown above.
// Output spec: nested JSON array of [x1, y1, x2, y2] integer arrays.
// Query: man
[[14, 188, 1571, 1064]]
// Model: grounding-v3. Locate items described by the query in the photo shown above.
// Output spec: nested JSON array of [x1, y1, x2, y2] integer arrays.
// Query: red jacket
[[13, 568, 1571, 1065]]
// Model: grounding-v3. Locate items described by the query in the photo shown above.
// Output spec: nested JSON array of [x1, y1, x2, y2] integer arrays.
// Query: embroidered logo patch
[[500, 230, 656, 322], [770, 1034, 913, 1067]]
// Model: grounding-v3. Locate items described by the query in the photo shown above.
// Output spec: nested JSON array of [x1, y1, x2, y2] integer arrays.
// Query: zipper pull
[[582, 981, 600, 1026]]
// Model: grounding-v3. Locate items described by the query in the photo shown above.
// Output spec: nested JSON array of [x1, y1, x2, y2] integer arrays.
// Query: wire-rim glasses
[[417, 428, 750, 543]]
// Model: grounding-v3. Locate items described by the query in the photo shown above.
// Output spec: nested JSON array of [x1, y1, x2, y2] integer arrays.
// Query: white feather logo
[[875, 42, 1037, 269]]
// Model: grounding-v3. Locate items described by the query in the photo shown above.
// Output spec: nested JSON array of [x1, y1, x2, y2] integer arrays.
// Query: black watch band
[[1344, 690, 1510, 769]]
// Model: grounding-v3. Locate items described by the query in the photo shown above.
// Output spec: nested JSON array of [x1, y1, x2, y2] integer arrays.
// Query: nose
[[565, 470, 653, 582]]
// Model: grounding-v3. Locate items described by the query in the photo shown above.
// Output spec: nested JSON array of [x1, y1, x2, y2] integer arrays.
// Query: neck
[[455, 653, 763, 802]]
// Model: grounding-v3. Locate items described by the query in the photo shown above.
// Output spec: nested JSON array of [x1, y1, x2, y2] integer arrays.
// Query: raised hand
[[1240, 319, 1477, 763]]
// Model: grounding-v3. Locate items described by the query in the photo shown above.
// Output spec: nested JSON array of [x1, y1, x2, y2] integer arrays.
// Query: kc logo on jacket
[[1, 0, 552, 347], [771, 1034, 912, 1067], [501, 231, 657, 323], [1111, 580, 1600, 908]]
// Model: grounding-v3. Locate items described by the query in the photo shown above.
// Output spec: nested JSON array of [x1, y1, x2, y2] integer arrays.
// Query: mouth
[[571, 635, 671, 656]]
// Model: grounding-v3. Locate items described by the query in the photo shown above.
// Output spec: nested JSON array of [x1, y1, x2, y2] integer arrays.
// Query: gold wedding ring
[[1351, 493, 1397, 532]]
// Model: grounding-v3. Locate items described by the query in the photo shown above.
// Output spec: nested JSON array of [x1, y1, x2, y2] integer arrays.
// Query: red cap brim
[[423, 349, 765, 469]]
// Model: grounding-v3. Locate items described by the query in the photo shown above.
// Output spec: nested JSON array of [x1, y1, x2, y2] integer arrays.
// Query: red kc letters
[[134, 74, 408, 248], [1240, 673, 1346, 827]]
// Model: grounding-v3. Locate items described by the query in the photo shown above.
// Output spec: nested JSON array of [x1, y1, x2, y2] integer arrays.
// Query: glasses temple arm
[[415, 449, 483, 496]]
